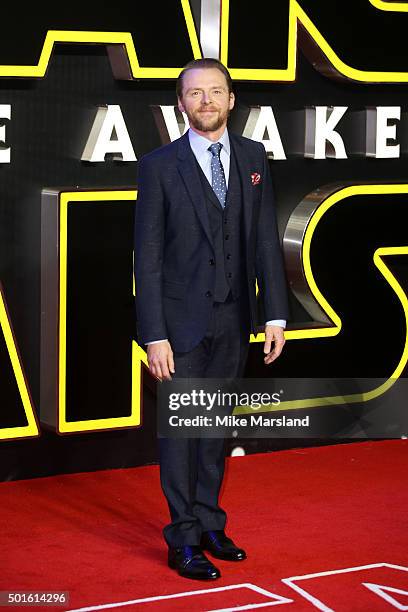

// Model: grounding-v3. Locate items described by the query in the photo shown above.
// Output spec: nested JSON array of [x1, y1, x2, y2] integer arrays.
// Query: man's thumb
[[264, 339, 272, 354]]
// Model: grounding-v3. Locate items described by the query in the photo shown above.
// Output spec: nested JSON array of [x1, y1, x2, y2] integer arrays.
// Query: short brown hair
[[176, 58, 233, 98]]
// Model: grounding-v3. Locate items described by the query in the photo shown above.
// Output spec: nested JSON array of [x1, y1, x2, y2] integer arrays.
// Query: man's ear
[[177, 97, 185, 113], [229, 91, 235, 111]]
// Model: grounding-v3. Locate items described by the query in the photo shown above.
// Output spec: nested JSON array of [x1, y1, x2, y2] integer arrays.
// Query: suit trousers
[[158, 292, 250, 548]]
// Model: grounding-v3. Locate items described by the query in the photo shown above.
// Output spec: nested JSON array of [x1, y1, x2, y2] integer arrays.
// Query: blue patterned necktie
[[208, 142, 227, 208]]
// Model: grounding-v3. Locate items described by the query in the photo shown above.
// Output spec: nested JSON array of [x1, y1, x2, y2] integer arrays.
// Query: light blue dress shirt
[[188, 127, 231, 187], [146, 128, 286, 344]]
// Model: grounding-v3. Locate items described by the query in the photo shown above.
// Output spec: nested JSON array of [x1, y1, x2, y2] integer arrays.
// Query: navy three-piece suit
[[134, 129, 289, 547]]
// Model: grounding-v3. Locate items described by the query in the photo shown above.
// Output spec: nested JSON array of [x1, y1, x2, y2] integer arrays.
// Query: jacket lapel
[[196, 163, 224, 211], [229, 133, 253, 243], [177, 132, 214, 249]]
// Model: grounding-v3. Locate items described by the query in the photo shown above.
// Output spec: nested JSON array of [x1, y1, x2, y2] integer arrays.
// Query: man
[[134, 58, 289, 580]]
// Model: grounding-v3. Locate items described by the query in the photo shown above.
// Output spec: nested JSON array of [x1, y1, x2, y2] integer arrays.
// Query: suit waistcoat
[[195, 145, 247, 302]]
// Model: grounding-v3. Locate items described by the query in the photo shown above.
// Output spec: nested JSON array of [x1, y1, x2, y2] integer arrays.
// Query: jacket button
[[226, 253, 231, 259], [205, 291, 212, 297], [209, 258, 215, 265], [227, 273, 232, 278], [225, 234, 230, 240]]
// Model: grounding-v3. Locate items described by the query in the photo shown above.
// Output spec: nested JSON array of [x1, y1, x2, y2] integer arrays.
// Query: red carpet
[[1, 440, 407, 611]]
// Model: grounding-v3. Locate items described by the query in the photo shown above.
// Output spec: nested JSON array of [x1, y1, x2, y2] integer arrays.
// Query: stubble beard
[[188, 107, 230, 133]]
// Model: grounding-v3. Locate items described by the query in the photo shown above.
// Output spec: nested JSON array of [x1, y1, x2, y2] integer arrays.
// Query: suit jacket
[[134, 130, 289, 353]]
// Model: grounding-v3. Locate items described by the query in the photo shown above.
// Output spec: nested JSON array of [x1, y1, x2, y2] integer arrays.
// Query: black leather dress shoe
[[168, 545, 221, 580], [200, 530, 247, 561]]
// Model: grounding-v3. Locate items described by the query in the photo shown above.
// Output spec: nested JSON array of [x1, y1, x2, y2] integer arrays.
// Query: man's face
[[178, 67, 235, 133]]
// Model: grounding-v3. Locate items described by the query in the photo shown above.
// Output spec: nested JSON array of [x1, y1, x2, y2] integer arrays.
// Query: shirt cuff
[[145, 339, 168, 345], [265, 320, 286, 328]]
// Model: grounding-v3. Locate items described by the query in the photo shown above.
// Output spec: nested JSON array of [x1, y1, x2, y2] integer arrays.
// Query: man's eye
[[191, 91, 200, 96]]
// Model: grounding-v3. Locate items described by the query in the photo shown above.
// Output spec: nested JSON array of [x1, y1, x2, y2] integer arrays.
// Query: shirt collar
[[188, 127, 231, 159]]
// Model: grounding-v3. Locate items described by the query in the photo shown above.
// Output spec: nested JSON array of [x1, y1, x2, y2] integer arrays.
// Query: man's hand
[[263, 325, 285, 365], [147, 340, 175, 381]]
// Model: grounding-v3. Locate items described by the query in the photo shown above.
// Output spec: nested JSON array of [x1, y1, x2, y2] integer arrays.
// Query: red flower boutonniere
[[251, 172, 261, 185]]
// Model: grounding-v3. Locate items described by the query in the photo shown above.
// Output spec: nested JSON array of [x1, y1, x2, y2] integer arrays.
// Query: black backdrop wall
[[1, 0, 407, 480]]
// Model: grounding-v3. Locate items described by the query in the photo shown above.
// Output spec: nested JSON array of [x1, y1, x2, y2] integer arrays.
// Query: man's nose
[[201, 91, 212, 104]]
